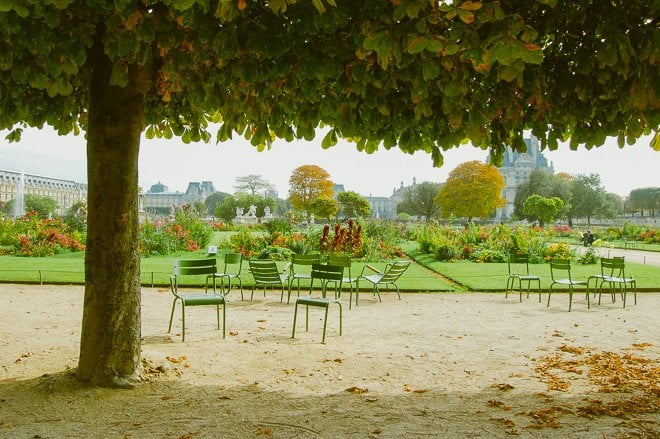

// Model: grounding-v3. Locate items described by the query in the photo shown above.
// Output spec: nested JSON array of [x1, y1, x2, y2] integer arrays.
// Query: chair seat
[[361, 274, 384, 284], [517, 275, 540, 281], [553, 278, 588, 286], [179, 293, 225, 306], [296, 296, 336, 307]]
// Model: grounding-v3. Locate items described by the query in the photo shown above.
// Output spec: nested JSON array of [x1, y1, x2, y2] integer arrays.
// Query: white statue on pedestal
[[246, 204, 257, 218], [236, 207, 244, 218], [264, 205, 272, 218]]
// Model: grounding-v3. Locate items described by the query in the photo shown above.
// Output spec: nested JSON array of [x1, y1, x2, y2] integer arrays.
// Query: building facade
[[142, 180, 216, 214], [495, 135, 554, 220], [0, 169, 87, 216], [365, 178, 418, 219]]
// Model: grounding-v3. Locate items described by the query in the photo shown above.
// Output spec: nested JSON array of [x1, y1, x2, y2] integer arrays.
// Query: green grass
[[1, 240, 657, 292]]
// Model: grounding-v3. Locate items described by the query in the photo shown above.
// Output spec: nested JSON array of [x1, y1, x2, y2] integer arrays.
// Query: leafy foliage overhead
[[1, 0, 657, 162]]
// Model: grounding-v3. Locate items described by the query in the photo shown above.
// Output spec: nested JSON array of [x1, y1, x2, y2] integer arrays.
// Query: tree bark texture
[[76, 38, 151, 388]]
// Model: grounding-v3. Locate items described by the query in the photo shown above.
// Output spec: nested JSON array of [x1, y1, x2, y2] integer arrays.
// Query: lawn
[[1, 237, 658, 292]]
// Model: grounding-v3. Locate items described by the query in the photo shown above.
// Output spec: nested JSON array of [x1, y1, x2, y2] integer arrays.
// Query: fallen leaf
[[345, 386, 368, 394], [491, 383, 514, 391], [229, 330, 238, 336], [372, 428, 382, 434], [166, 356, 187, 364]]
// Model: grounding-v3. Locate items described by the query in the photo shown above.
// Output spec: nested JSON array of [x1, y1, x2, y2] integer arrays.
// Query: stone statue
[[309, 213, 315, 225], [264, 205, 272, 218], [246, 204, 257, 217], [236, 206, 244, 218]]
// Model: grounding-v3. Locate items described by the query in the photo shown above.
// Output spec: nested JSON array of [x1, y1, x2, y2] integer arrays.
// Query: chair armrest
[[359, 264, 381, 277], [282, 262, 292, 274]]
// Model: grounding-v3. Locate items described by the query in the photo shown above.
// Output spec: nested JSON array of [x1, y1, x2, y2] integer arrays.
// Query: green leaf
[[145, 125, 156, 139], [321, 129, 337, 149], [407, 36, 427, 55], [652, 132, 660, 151], [0, 0, 11, 12], [28, 73, 48, 89]]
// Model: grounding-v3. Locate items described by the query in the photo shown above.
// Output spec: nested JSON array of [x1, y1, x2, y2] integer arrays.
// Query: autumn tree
[[435, 161, 505, 221], [396, 181, 442, 221], [522, 194, 564, 227], [234, 174, 276, 196], [288, 165, 334, 215], [336, 191, 371, 220], [1, 1, 656, 387]]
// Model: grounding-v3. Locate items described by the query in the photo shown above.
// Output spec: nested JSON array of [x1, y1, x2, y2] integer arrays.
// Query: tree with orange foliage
[[288, 165, 335, 216], [435, 161, 505, 221]]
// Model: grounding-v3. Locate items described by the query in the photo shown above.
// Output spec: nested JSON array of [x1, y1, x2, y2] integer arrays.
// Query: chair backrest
[[311, 264, 344, 297], [381, 260, 411, 283], [601, 256, 625, 277], [290, 253, 322, 275], [223, 252, 243, 274], [508, 253, 530, 275], [328, 255, 352, 278], [249, 259, 283, 283], [550, 258, 571, 280], [173, 258, 218, 276]]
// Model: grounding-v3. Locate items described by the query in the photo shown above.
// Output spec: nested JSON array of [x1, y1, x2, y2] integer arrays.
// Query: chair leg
[[292, 302, 299, 338], [222, 303, 226, 339], [568, 286, 573, 312], [181, 303, 186, 341], [322, 306, 329, 343], [168, 299, 178, 333], [337, 302, 343, 336], [547, 285, 553, 308]]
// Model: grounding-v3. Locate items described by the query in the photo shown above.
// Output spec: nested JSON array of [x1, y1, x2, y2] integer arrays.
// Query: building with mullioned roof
[[0, 169, 87, 216], [142, 180, 216, 214]]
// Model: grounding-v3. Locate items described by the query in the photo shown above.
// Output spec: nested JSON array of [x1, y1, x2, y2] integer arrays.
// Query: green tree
[[23, 194, 59, 218], [234, 175, 276, 196], [204, 191, 231, 217], [288, 165, 334, 215], [1, 1, 655, 387], [522, 194, 564, 227], [396, 181, 442, 221], [513, 170, 571, 221], [436, 161, 505, 221], [215, 196, 238, 223], [336, 191, 371, 220], [310, 196, 339, 220], [628, 187, 659, 217], [64, 201, 88, 234], [568, 174, 615, 225]]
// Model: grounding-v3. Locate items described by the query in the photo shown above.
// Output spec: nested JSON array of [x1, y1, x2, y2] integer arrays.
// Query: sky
[[0, 127, 658, 198]]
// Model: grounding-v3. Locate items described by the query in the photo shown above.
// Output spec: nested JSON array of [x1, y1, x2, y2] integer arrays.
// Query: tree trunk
[[76, 38, 151, 388]]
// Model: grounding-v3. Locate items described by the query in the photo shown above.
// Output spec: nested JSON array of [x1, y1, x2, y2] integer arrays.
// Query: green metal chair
[[287, 253, 322, 303], [355, 260, 411, 307], [168, 258, 226, 342], [547, 258, 589, 312], [207, 252, 245, 300], [248, 259, 290, 302], [292, 264, 344, 343], [594, 257, 637, 307], [506, 253, 541, 302], [327, 255, 359, 308]]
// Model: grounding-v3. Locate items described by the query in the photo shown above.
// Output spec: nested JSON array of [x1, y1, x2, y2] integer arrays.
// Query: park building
[[495, 135, 554, 220], [142, 180, 216, 215], [365, 177, 419, 219], [0, 169, 87, 216]]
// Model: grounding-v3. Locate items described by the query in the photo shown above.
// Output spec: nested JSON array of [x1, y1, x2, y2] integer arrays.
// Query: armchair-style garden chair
[[327, 255, 359, 307], [505, 253, 541, 302], [591, 257, 637, 307], [292, 264, 344, 343], [168, 258, 226, 341], [248, 259, 290, 302], [207, 252, 245, 300], [355, 260, 411, 307], [287, 253, 322, 303], [547, 258, 589, 311]]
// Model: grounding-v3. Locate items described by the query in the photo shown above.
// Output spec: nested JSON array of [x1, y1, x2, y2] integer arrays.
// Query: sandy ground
[[0, 283, 658, 438]]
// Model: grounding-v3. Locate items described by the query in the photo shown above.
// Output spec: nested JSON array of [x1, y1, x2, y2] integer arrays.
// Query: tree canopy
[[234, 175, 275, 196], [396, 181, 442, 221], [288, 164, 334, 214], [336, 191, 371, 220], [435, 161, 505, 221], [1, 0, 657, 387]]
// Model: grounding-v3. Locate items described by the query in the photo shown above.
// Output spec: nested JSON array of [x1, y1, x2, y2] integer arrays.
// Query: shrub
[[139, 206, 213, 256], [1, 211, 85, 256]]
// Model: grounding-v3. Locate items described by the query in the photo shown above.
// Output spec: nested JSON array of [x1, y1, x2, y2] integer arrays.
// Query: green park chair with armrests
[[547, 258, 589, 312], [287, 253, 322, 304], [168, 258, 226, 342], [207, 252, 245, 300], [506, 253, 541, 302], [355, 260, 411, 307], [327, 255, 359, 309], [248, 259, 290, 302], [292, 264, 344, 343], [596, 257, 637, 307]]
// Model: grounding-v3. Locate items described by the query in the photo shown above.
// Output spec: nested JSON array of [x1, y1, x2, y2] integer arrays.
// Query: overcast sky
[[1, 127, 657, 198]]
